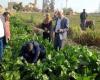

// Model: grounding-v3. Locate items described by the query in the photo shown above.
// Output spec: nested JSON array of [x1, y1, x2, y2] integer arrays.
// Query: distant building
[[8, 2, 17, 11], [28, 3, 35, 8], [0, 5, 5, 13]]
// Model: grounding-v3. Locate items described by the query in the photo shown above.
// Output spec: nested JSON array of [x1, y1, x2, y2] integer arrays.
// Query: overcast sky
[[0, 0, 100, 13]]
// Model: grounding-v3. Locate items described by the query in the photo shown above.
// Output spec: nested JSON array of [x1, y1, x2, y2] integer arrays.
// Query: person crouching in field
[[41, 13, 52, 41], [53, 10, 69, 50], [20, 41, 46, 63]]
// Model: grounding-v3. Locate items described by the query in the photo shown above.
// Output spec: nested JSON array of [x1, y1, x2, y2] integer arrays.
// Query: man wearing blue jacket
[[20, 41, 46, 63], [54, 10, 69, 50]]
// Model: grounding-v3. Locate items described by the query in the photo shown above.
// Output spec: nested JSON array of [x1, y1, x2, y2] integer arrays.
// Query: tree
[[13, 2, 23, 11], [49, 0, 55, 12], [63, 8, 73, 15], [99, 3, 100, 13], [42, 0, 50, 12]]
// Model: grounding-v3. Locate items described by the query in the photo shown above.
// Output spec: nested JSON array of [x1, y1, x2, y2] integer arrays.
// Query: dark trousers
[[0, 37, 3, 61], [80, 19, 86, 30], [54, 33, 62, 50], [43, 32, 51, 41]]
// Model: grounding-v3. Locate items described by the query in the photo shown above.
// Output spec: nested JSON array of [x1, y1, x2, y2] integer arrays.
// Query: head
[[3, 12, 10, 21], [44, 13, 52, 23], [26, 43, 33, 52], [57, 9, 64, 18], [83, 9, 86, 12]]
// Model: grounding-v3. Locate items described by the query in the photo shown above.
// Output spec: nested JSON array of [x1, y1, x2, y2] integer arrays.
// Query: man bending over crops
[[20, 41, 46, 63]]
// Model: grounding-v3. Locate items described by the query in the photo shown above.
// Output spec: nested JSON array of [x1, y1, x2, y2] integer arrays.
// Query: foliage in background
[[0, 13, 100, 80]]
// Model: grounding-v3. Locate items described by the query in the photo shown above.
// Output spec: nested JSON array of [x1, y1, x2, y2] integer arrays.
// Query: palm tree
[[34, 0, 37, 5], [50, 0, 55, 11], [66, 0, 68, 8]]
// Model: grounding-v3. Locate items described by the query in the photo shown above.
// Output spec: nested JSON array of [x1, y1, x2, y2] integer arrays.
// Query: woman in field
[[41, 13, 52, 41], [4, 12, 11, 44]]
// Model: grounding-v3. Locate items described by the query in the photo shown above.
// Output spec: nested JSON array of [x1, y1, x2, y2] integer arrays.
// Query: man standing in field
[[54, 10, 69, 50], [80, 9, 88, 30]]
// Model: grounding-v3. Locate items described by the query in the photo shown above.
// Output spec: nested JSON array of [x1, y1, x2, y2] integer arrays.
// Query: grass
[[11, 12, 100, 48]]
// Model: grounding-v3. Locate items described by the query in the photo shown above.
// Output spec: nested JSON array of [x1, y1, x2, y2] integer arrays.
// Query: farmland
[[0, 12, 100, 80]]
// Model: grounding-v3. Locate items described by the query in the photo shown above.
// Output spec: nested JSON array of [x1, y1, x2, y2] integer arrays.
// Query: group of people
[[80, 9, 94, 30], [0, 12, 10, 62], [0, 9, 88, 64], [21, 10, 69, 63]]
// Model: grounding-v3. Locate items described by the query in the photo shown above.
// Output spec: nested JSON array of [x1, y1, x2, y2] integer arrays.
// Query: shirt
[[55, 18, 61, 32], [0, 18, 4, 38]]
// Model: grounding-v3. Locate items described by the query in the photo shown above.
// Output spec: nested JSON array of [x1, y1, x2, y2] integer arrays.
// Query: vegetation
[[0, 13, 100, 80]]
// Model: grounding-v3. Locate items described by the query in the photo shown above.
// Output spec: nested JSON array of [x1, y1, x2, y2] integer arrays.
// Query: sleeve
[[5, 21, 10, 40], [63, 18, 69, 32], [33, 42, 40, 63], [65, 18, 69, 29]]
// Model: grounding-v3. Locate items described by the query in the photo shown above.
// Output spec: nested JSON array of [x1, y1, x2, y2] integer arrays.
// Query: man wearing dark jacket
[[54, 10, 69, 50], [80, 9, 88, 30], [20, 41, 46, 63]]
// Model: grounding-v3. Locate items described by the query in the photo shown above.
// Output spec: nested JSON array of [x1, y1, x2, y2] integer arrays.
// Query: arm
[[5, 21, 10, 42], [64, 18, 69, 31], [59, 18, 69, 32]]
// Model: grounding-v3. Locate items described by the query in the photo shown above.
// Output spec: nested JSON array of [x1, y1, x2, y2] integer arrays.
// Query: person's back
[[21, 41, 46, 63]]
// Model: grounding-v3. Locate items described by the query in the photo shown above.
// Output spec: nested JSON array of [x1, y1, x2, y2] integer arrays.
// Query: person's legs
[[0, 38, 3, 61], [54, 33, 62, 50], [43, 32, 49, 39], [81, 20, 86, 30], [54, 34, 59, 50]]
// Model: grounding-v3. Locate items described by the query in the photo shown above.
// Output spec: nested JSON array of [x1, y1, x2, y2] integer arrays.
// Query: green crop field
[[0, 12, 100, 80]]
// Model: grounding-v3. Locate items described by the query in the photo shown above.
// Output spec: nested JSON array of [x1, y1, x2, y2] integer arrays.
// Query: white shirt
[[0, 18, 4, 38], [55, 18, 61, 32]]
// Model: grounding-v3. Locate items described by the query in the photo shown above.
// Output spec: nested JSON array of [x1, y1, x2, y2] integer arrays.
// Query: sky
[[0, 0, 100, 13]]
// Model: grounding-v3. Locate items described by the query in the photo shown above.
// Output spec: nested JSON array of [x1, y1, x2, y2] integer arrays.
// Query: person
[[0, 15, 4, 61], [0, 12, 10, 61], [80, 9, 88, 30], [53, 10, 69, 50], [4, 12, 11, 44], [20, 41, 46, 63], [41, 13, 52, 41]]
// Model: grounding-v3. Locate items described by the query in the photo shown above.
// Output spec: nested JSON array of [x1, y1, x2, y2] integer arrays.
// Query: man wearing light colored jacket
[[54, 10, 69, 50]]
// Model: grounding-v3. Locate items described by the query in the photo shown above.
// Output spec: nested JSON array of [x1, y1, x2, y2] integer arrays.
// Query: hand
[[57, 29, 63, 33], [44, 28, 48, 31], [47, 31, 50, 33]]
